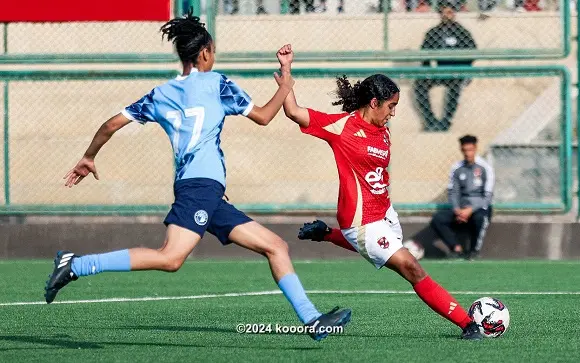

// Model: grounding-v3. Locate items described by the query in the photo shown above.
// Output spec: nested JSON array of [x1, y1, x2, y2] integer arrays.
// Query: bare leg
[[228, 221, 294, 281], [228, 221, 321, 324], [129, 224, 202, 272]]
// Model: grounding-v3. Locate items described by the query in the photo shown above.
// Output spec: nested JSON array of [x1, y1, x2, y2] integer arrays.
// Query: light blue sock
[[71, 249, 131, 277], [277, 273, 321, 324]]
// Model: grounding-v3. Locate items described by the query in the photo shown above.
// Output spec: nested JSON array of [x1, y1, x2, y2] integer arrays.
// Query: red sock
[[325, 228, 357, 252], [413, 276, 472, 329]]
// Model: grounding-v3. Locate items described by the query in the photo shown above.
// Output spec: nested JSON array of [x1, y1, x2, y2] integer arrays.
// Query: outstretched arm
[[272, 45, 310, 128], [280, 88, 310, 128], [64, 113, 131, 187], [246, 44, 295, 126]]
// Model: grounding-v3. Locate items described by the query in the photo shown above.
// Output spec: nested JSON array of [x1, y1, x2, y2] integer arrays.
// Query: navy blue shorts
[[164, 178, 253, 245]]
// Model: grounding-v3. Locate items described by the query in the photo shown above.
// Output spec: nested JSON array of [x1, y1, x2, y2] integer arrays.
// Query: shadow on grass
[[120, 325, 234, 333], [0, 334, 322, 351]]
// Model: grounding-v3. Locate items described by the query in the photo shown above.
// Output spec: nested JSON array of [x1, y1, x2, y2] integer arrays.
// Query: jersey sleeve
[[300, 109, 349, 142], [219, 74, 254, 116], [447, 164, 461, 210], [121, 89, 157, 124]]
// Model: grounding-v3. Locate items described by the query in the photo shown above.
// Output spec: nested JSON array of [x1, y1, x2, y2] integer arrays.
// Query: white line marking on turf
[[2, 290, 580, 307], [0, 291, 282, 306]]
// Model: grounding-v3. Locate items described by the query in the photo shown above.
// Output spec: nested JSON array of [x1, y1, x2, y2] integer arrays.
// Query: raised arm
[[246, 78, 294, 126], [64, 113, 131, 187], [245, 44, 295, 126], [272, 45, 310, 128], [280, 88, 310, 128]]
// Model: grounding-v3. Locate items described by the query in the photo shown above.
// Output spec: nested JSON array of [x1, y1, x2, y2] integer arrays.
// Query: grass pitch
[[0, 259, 579, 362]]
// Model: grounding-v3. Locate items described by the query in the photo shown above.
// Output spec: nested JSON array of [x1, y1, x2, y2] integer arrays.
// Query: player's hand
[[273, 69, 295, 89], [63, 156, 99, 188], [276, 44, 293, 69]]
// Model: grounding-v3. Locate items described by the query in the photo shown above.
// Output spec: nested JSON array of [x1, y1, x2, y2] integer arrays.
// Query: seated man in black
[[430, 135, 494, 260]]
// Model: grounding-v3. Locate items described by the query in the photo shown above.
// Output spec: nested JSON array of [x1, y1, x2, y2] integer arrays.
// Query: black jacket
[[421, 22, 476, 67]]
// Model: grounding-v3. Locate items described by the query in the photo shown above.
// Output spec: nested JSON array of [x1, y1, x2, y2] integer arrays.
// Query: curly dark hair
[[160, 8, 213, 64], [332, 74, 400, 113]]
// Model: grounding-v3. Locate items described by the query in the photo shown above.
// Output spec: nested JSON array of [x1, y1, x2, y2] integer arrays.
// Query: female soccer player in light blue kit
[[45, 11, 350, 341]]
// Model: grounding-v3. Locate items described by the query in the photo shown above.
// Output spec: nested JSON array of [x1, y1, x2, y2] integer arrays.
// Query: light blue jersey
[[122, 70, 253, 187]]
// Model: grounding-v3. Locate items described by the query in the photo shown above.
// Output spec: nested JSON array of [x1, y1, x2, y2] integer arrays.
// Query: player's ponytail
[[160, 8, 213, 64], [333, 74, 400, 113]]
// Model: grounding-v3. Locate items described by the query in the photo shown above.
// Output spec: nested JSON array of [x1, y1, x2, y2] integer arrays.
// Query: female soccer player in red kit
[[274, 44, 482, 340]]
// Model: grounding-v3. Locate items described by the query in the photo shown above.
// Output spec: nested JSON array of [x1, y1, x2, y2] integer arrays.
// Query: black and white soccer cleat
[[305, 306, 352, 341], [461, 321, 483, 341], [298, 220, 331, 242], [44, 250, 78, 304]]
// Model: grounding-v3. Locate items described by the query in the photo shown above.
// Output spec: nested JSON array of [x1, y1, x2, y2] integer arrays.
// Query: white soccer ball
[[468, 297, 510, 338], [403, 239, 425, 260]]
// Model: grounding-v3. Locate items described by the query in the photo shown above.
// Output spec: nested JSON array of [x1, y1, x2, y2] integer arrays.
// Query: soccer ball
[[468, 297, 510, 338], [403, 239, 425, 260]]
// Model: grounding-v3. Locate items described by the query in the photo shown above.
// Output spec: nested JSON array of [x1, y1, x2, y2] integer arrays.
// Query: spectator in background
[[289, 0, 316, 13], [413, 3, 476, 132], [317, 0, 345, 13], [397, 0, 466, 12], [415, 0, 433, 12], [224, 0, 268, 14], [523, 0, 542, 11], [477, 0, 498, 11], [430, 135, 494, 261]]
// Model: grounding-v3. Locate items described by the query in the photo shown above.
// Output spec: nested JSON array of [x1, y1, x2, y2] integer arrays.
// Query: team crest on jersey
[[384, 129, 391, 145], [377, 237, 389, 249], [383, 134, 390, 146], [194, 210, 209, 226], [473, 167, 483, 186]]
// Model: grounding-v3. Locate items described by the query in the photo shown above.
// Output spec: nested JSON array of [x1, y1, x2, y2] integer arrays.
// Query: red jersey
[[301, 109, 392, 229]]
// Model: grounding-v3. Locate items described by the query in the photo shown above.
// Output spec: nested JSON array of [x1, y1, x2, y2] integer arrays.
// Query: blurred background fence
[[0, 0, 578, 216], [0, 0, 571, 63], [210, 0, 570, 61], [0, 66, 571, 214]]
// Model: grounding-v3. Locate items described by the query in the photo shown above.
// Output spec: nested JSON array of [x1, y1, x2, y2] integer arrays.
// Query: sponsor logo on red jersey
[[365, 167, 388, 195], [367, 146, 389, 159]]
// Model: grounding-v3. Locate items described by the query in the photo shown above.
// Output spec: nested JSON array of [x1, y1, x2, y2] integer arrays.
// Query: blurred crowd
[[219, 0, 564, 15]]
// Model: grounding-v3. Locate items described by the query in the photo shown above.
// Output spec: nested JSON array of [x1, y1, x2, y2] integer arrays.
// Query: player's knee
[[265, 237, 289, 258], [162, 255, 186, 272], [399, 256, 427, 284]]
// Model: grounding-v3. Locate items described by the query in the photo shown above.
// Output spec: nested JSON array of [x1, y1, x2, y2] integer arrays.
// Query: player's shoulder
[[308, 108, 350, 121], [210, 71, 232, 84], [475, 156, 493, 171], [449, 160, 464, 174]]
